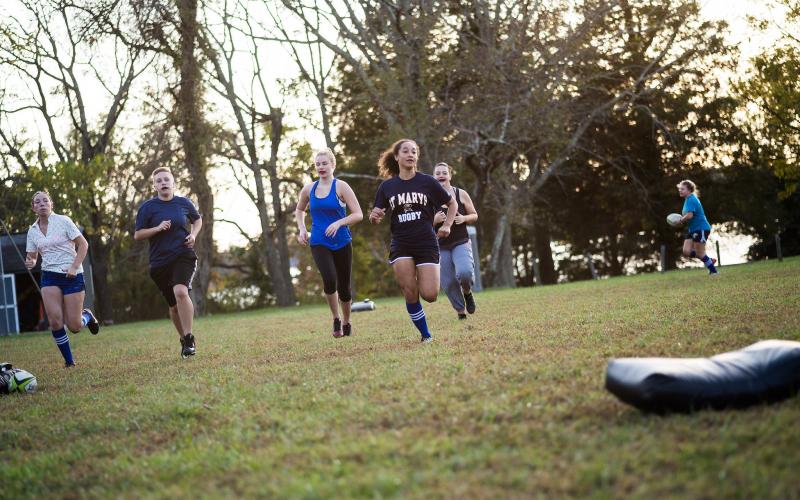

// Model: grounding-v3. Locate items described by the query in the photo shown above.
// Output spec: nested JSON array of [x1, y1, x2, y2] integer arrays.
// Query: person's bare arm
[[455, 190, 478, 225], [134, 220, 171, 240], [294, 184, 312, 245], [65, 234, 89, 277]]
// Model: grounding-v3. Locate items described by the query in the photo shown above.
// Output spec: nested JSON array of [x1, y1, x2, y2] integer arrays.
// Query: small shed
[[0, 231, 95, 335]]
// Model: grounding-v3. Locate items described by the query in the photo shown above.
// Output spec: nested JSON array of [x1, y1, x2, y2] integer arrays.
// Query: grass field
[[2, 258, 799, 498]]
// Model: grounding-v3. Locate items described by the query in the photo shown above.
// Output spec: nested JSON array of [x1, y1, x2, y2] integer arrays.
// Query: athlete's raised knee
[[421, 290, 438, 303]]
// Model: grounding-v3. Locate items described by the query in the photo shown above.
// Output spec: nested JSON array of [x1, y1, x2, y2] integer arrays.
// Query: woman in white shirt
[[26, 191, 99, 367]]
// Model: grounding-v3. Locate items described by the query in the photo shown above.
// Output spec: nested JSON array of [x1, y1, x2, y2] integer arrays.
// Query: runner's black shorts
[[388, 241, 440, 266], [149, 252, 198, 307]]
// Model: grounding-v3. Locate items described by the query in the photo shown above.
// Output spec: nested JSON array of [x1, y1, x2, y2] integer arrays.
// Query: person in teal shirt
[[677, 179, 718, 275]]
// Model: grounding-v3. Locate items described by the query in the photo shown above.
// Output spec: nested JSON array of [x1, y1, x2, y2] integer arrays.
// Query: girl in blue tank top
[[309, 178, 352, 249], [295, 148, 363, 338]]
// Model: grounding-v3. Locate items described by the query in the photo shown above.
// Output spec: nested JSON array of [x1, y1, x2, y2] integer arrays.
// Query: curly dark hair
[[377, 139, 418, 178]]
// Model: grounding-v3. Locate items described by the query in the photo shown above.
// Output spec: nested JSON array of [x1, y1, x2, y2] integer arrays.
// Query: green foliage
[[738, 0, 800, 196], [1, 259, 799, 497], [0, 157, 110, 233]]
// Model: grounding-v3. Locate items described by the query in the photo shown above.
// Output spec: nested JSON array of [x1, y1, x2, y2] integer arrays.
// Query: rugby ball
[[666, 213, 683, 227], [6, 369, 38, 394]]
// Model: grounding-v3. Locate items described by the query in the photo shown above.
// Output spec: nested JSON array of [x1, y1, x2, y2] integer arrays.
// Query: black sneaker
[[181, 333, 196, 358], [333, 318, 343, 338], [83, 308, 100, 335], [464, 293, 476, 314], [342, 323, 352, 336], [458, 313, 467, 320], [65, 361, 76, 368]]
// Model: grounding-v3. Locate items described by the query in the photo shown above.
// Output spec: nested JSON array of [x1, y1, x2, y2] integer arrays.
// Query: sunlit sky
[[215, 0, 788, 264], [4, 1, 790, 263]]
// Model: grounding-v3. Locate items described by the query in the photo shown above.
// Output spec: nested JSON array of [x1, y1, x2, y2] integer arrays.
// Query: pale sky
[[216, 0, 786, 265], [3, 0, 788, 264]]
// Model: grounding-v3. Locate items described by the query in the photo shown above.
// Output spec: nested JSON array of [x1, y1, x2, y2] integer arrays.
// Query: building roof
[[0, 233, 37, 274]]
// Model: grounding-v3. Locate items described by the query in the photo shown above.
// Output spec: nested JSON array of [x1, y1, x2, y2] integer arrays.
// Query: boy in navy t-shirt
[[134, 167, 203, 357]]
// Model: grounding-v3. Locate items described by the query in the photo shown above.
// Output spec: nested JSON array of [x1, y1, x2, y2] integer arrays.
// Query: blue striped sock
[[81, 311, 91, 327], [690, 250, 697, 258], [52, 327, 74, 365], [406, 301, 431, 339], [701, 255, 717, 273]]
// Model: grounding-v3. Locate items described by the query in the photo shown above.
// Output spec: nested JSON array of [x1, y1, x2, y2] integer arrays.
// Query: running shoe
[[343, 323, 352, 336], [421, 336, 433, 344], [458, 313, 467, 320], [182, 333, 196, 358], [464, 293, 476, 314], [83, 308, 100, 335], [333, 318, 343, 338]]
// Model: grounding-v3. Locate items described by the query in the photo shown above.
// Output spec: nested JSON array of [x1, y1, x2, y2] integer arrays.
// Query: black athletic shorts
[[685, 229, 711, 243], [389, 241, 440, 266], [149, 252, 198, 307]]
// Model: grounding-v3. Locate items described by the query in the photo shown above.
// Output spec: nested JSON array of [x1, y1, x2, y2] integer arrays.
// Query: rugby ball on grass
[[0, 364, 37, 394]]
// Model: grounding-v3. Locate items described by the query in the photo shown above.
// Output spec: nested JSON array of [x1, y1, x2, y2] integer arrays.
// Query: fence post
[[715, 240, 721, 267], [660, 244, 667, 273], [775, 233, 783, 262]]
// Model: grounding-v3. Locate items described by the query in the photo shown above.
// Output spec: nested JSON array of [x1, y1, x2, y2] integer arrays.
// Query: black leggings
[[311, 243, 353, 302]]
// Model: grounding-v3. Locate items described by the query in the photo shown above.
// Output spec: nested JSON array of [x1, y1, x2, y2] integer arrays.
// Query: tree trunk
[[249, 159, 288, 306], [533, 218, 557, 284], [178, 0, 213, 314], [265, 162, 296, 306], [487, 213, 516, 288], [497, 215, 515, 287], [585, 250, 599, 279], [264, 108, 296, 307], [87, 234, 113, 322]]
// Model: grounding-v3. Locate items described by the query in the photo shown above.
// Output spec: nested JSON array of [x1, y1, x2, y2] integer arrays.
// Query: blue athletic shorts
[[40, 271, 86, 295], [685, 229, 711, 242]]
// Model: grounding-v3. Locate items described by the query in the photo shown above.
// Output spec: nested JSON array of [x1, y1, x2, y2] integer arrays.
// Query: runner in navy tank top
[[433, 162, 479, 320], [295, 148, 363, 338], [369, 139, 457, 343]]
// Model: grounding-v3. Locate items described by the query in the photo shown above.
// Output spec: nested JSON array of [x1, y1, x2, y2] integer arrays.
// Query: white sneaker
[[421, 336, 434, 344]]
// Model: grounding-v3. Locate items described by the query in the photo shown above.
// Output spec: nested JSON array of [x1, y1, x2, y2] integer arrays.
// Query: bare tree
[[438, 0, 728, 286], [199, 0, 297, 306], [175, 0, 215, 314], [263, 2, 338, 150], [0, 0, 152, 320], [279, 0, 446, 169]]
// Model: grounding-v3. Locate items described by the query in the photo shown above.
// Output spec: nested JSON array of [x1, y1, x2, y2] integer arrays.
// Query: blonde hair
[[378, 139, 418, 177], [151, 167, 172, 178], [313, 148, 336, 166], [677, 179, 700, 197], [434, 162, 455, 176]]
